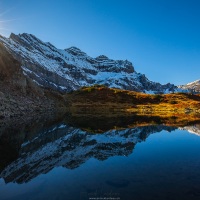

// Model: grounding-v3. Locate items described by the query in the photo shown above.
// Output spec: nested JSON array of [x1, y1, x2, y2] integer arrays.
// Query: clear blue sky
[[0, 0, 200, 85]]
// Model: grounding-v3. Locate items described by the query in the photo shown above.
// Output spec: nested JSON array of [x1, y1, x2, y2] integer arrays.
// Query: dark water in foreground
[[1, 116, 200, 200]]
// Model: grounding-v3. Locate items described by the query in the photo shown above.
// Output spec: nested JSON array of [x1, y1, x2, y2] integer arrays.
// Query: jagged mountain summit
[[0, 33, 179, 93], [178, 80, 200, 93]]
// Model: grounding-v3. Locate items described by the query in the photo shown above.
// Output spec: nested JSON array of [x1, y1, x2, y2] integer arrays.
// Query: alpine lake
[[1, 113, 200, 200]]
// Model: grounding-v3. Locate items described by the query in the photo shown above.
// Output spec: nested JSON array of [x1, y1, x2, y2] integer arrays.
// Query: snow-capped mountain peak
[[186, 80, 200, 86], [178, 79, 200, 93], [0, 32, 179, 93]]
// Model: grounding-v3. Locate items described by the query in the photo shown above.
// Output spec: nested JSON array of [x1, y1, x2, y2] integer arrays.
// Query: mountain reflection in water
[[1, 114, 200, 200]]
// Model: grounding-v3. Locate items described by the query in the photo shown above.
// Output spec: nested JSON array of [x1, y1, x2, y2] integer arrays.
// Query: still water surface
[[1, 117, 200, 200]]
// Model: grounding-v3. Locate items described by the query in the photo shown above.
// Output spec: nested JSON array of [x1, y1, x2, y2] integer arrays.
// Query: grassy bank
[[65, 85, 200, 117]]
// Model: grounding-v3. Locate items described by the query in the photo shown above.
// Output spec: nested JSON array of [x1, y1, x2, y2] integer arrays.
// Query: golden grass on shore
[[65, 85, 200, 117]]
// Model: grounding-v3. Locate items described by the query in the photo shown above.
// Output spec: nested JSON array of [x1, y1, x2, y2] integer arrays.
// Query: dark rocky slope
[[0, 43, 66, 120]]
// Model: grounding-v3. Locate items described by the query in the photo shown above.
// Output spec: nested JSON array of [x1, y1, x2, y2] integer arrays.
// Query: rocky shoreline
[[0, 91, 55, 119]]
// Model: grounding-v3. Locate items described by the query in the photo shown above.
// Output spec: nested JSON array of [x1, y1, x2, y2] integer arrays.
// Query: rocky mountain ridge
[[0, 33, 180, 94]]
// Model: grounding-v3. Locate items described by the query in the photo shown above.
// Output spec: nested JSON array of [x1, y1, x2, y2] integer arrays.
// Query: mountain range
[[0, 33, 190, 94]]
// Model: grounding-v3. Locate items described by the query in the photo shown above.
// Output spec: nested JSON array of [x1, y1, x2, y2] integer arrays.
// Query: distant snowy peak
[[178, 80, 200, 93], [180, 125, 200, 136], [186, 80, 200, 86], [0, 32, 179, 94]]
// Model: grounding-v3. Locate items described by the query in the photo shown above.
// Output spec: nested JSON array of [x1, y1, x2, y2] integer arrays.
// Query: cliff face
[[0, 43, 27, 90], [0, 43, 65, 120], [0, 33, 179, 94]]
